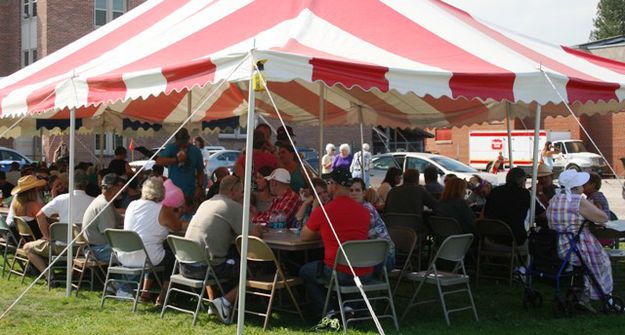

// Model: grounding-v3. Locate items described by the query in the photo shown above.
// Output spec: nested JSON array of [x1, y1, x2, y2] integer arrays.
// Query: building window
[[435, 128, 452, 143], [23, 0, 37, 19], [218, 127, 248, 140], [95, 133, 125, 156], [95, 0, 126, 27], [22, 49, 37, 67]]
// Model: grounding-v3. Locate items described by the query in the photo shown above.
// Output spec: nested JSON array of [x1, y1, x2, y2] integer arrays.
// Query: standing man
[[299, 167, 372, 316], [350, 143, 372, 187], [156, 128, 204, 204]]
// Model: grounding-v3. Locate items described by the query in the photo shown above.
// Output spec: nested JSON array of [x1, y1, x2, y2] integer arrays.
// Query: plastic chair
[[0, 216, 18, 277], [401, 234, 478, 326], [8, 217, 35, 283], [234, 235, 304, 330], [475, 218, 525, 286], [100, 229, 164, 312], [321, 239, 399, 333], [387, 226, 417, 297], [72, 229, 108, 296], [160, 236, 226, 326]]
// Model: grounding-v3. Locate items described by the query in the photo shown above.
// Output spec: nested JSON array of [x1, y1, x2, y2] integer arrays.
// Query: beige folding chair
[[47, 223, 77, 290], [234, 235, 304, 330], [388, 226, 417, 296], [475, 218, 525, 286], [0, 215, 18, 277], [100, 229, 164, 312], [8, 217, 35, 283], [322, 239, 399, 333], [401, 234, 478, 326], [160, 235, 226, 326], [383, 213, 426, 270], [72, 229, 108, 295]]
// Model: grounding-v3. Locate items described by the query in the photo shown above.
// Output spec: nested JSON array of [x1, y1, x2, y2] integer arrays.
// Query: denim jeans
[[299, 260, 372, 316], [90, 244, 113, 262]]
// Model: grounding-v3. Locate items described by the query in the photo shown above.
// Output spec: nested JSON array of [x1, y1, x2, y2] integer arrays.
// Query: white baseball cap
[[558, 169, 589, 190], [265, 168, 291, 184]]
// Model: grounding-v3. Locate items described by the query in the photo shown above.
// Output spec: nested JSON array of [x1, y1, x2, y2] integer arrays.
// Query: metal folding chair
[[322, 239, 399, 333], [475, 218, 525, 286], [383, 212, 426, 270], [160, 236, 226, 326], [234, 235, 304, 330], [100, 229, 164, 312], [8, 217, 35, 282], [388, 226, 417, 297], [47, 223, 76, 290], [402, 234, 478, 326], [72, 228, 108, 295], [0, 216, 18, 277]]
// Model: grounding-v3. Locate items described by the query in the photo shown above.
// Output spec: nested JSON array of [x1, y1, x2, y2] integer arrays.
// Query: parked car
[[370, 152, 498, 188], [0, 147, 33, 172]]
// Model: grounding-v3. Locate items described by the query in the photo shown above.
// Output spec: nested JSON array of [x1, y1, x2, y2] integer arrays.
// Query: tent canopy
[[1, 0, 625, 128]]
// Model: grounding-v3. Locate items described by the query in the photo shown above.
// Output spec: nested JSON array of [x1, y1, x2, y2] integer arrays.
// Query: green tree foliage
[[591, 0, 625, 40]]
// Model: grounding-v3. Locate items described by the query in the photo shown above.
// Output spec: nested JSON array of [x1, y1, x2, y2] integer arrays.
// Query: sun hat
[[558, 169, 589, 190], [537, 164, 553, 177], [265, 168, 291, 184], [330, 167, 353, 187], [11, 175, 47, 196], [162, 179, 185, 208]]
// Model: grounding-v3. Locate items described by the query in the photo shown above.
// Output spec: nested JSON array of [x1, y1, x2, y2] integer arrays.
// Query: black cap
[[330, 167, 353, 187], [174, 128, 190, 145]]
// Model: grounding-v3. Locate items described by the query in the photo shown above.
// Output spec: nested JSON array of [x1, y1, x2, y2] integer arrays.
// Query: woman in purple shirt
[[331, 143, 352, 170]]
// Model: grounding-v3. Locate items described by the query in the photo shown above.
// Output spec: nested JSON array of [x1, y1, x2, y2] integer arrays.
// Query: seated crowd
[[3, 121, 621, 325]]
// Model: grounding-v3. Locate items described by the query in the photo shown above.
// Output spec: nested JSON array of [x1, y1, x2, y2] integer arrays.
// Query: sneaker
[[314, 316, 340, 332], [207, 305, 214, 316], [577, 295, 597, 313], [208, 297, 231, 324], [116, 288, 134, 299]]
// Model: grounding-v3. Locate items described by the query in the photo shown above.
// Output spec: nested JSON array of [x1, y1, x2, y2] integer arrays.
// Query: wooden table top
[[262, 229, 323, 251]]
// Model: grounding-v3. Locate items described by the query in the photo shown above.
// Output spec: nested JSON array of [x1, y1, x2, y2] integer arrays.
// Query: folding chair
[[100, 229, 163, 312], [322, 239, 399, 333], [160, 236, 226, 326], [234, 235, 304, 330], [475, 219, 525, 286], [401, 234, 478, 326], [388, 226, 417, 296], [8, 217, 35, 283], [0, 216, 18, 277], [72, 229, 108, 295], [383, 213, 426, 270], [47, 223, 76, 290]]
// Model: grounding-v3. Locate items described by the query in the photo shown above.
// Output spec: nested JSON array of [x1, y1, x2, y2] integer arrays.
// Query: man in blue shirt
[[156, 128, 204, 201]]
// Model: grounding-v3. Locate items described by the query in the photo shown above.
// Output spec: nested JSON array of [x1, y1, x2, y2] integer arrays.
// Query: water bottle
[[276, 210, 287, 232], [268, 210, 278, 229]]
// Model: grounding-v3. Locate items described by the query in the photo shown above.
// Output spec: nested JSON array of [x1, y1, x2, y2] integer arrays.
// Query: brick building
[[426, 37, 625, 176]]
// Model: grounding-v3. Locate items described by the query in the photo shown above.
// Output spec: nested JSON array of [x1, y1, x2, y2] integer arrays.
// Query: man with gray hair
[[350, 143, 372, 187], [83, 173, 124, 261]]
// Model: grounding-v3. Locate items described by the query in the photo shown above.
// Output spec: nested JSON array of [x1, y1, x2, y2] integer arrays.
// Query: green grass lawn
[[0, 266, 624, 334]]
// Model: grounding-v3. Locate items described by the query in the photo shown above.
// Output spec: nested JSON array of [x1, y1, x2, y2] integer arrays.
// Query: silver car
[[370, 152, 498, 188], [205, 149, 240, 176]]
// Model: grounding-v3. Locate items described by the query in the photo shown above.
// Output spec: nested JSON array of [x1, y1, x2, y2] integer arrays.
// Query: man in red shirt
[[252, 168, 301, 226], [299, 167, 372, 316]]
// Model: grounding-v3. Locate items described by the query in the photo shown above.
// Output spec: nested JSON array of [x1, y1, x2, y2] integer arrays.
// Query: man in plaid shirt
[[253, 168, 302, 227]]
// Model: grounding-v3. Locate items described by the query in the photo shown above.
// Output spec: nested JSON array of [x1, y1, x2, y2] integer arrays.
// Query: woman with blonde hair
[[7, 175, 47, 240], [321, 143, 336, 177]]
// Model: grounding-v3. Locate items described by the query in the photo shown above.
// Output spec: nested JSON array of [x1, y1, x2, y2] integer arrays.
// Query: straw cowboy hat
[[11, 175, 47, 196], [537, 164, 553, 177]]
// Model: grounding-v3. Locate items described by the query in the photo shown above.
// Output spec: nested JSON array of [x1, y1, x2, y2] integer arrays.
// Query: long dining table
[[261, 229, 323, 251]]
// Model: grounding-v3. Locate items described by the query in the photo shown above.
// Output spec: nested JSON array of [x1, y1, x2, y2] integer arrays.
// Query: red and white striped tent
[[2, 0, 625, 128]]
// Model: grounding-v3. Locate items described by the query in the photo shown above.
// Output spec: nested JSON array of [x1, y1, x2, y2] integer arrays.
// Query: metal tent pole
[[66, 108, 76, 297], [506, 102, 514, 168], [528, 105, 542, 228], [358, 106, 365, 184], [319, 83, 325, 173], [236, 59, 256, 335]]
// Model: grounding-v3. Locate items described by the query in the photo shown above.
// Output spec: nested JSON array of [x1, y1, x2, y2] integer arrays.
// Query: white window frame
[[95, 133, 126, 156], [22, 0, 37, 20], [94, 0, 127, 27], [218, 127, 248, 140], [22, 49, 37, 67]]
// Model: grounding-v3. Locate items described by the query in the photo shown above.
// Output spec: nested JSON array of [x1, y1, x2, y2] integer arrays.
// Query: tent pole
[[529, 105, 542, 228], [506, 102, 514, 168], [99, 125, 104, 167], [66, 107, 76, 297], [358, 106, 365, 185], [236, 59, 256, 335], [319, 83, 325, 173]]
